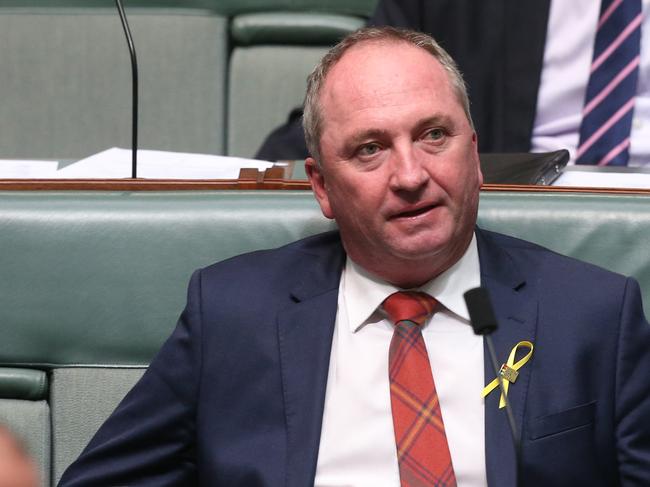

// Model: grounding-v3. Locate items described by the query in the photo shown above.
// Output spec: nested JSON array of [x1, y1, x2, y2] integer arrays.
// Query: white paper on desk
[[53, 148, 275, 179], [553, 170, 650, 188], [0, 160, 59, 178]]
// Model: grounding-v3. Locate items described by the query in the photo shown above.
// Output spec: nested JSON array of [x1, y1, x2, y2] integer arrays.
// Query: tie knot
[[382, 291, 438, 327]]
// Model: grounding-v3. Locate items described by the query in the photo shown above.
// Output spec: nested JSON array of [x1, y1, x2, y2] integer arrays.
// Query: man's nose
[[389, 146, 428, 192]]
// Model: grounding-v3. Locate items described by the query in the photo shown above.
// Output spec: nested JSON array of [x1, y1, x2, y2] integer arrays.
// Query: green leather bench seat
[[1, 192, 334, 368], [0, 369, 48, 401], [212, 0, 378, 17], [231, 12, 366, 45], [223, 0, 377, 157], [478, 193, 650, 289], [3, 190, 650, 369], [2, 190, 648, 369], [226, 11, 365, 158]]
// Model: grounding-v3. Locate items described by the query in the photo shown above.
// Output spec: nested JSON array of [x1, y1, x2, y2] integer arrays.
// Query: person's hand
[[0, 426, 39, 487]]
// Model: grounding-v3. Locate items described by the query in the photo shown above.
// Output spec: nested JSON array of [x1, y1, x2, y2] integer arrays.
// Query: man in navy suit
[[60, 27, 650, 486]]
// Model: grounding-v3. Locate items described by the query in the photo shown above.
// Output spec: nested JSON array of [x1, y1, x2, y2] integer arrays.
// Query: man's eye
[[426, 128, 445, 141], [358, 143, 381, 156]]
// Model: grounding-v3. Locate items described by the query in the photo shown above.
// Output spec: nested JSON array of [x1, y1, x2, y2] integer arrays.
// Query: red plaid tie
[[383, 291, 457, 487]]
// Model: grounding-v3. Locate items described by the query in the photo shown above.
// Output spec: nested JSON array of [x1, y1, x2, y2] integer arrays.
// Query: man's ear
[[305, 157, 334, 219], [472, 132, 484, 187]]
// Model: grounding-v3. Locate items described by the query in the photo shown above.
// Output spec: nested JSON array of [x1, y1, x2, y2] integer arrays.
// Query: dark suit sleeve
[[58, 271, 204, 486], [371, 0, 549, 153], [615, 278, 650, 484], [254, 108, 309, 162], [368, 0, 426, 29]]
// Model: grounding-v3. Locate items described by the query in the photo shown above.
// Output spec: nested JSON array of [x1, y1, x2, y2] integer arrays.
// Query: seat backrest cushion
[[50, 367, 146, 484], [226, 12, 365, 158], [0, 7, 227, 160], [228, 44, 329, 158], [477, 192, 650, 300]]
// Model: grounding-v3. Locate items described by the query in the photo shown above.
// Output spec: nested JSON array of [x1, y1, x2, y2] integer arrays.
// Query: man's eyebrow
[[414, 114, 455, 130], [346, 128, 391, 147]]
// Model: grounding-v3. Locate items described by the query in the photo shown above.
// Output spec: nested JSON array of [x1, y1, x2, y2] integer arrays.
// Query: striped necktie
[[383, 291, 457, 487], [576, 0, 642, 166]]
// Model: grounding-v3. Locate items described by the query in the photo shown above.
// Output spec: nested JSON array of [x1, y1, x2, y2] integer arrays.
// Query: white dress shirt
[[531, 0, 650, 166], [314, 234, 486, 487]]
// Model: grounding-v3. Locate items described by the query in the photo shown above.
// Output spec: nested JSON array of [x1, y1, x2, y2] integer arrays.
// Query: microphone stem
[[115, 0, 138, 178], [485, 335, 521, 465]]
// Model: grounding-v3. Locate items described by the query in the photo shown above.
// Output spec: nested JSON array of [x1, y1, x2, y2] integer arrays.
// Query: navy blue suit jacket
[[60, 229, 650, 486]]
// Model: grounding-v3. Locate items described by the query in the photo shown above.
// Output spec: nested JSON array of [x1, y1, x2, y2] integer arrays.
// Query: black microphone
[[464, 287, 521, 469], [115, 0, 138, 178], [464, 287, 498, 335]]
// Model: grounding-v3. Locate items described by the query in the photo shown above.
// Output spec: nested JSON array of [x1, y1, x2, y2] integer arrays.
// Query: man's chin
[[385, 231, 452, 259]]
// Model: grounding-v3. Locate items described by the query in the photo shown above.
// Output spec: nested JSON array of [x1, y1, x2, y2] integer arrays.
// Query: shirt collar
[[342, 233, 481, 332]]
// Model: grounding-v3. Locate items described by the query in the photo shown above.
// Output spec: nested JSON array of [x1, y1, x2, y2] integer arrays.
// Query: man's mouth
[[390, 203, 437, 219]]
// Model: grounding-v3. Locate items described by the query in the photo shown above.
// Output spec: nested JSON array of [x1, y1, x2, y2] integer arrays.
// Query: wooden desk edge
[[1, 179, 650, 195]]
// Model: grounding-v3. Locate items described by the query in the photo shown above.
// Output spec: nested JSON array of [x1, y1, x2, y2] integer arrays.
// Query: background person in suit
[[60, 27, 650, 486], [258, 0, 650, 166]]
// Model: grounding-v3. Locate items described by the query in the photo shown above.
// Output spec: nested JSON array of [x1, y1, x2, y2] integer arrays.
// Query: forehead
[[320, 40, 459, 122], [318, 40, 465, 144]]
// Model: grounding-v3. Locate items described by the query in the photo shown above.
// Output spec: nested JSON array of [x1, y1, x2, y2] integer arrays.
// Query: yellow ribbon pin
[[481, 341, 534, 409]]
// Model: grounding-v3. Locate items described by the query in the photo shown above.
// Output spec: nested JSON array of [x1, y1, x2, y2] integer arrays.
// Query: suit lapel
[[276, 237, 344, 487], [477, 229, 539, 487]]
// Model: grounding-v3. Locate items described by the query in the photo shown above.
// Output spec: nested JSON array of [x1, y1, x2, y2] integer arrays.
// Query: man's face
[[306, 40, 483, 287]]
